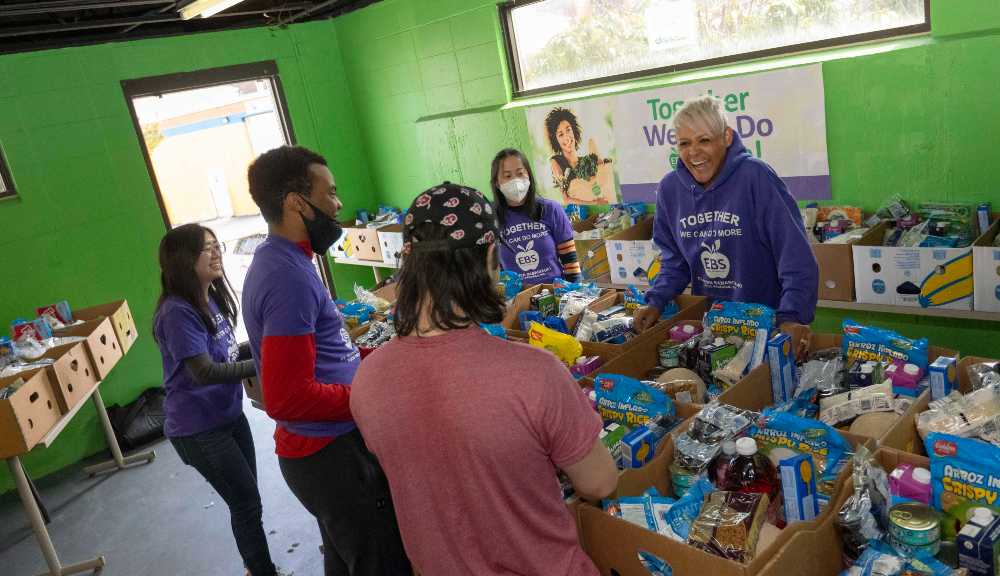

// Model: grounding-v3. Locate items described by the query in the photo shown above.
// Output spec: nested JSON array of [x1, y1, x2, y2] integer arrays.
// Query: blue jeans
[[170, 414, 276, 576]]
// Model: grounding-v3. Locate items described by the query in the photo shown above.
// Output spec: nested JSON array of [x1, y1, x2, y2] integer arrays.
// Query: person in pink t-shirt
[[350, 182, 617, 576]]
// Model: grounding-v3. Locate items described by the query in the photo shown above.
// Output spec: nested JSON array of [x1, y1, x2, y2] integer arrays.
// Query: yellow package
[[528, 322, 582, 367]]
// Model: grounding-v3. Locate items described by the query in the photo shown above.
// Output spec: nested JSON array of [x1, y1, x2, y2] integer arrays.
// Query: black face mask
[[298, 195, 343, 255]]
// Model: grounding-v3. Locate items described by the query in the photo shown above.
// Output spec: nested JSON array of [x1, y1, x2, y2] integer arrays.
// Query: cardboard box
[[606, 218, 657, 287], [0, 368, 63, 459], [579, 312, 706, 389], [373, 282, 398, 304], [54, 317, 123, 380], [576, 415, 870, 576], [74, 300, 137, 354], [813, 223, 888, 302], [852, 225, 976, 310], [752, 446, 928, 576], [330, 222, 384, 262], [346, 225, 384, 262], [38, 342, 100, 413], [573, 216, 611, 280], [881, 355, 993, 456], [377, 223, 405, 268], [719, 333, 957, 445], [974, 220, 1000, 312]]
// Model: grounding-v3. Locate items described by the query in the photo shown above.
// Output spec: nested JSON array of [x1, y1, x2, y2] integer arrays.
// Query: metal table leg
[[82, 389, 155, 477], [7, 457, 106, 576]]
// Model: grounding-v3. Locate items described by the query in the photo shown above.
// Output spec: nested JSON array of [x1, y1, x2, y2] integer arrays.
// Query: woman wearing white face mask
[[490, 148, 580, 285]]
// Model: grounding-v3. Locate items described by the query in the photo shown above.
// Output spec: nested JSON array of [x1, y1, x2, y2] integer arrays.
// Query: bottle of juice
[[710, 440, 738, 487], [724, 438, 781, 524]]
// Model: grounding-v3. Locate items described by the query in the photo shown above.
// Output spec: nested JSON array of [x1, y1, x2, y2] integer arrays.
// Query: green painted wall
[[333, 1, 1000, 350], [0, 20, 375, 494]]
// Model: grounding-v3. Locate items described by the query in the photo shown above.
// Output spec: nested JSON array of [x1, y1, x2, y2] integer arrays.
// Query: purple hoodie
[[644, 132, 818, 325]]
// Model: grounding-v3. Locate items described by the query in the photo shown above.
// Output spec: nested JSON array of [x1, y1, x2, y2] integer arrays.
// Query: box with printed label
[[377, 223, 405, 267], [780, 453, 819, 524], [852, 234, 975, 310], [573, 216, 610, 280], [605, 218, 657, 288], [620, 426, 656, 469], [973, 219, 1000, 312]]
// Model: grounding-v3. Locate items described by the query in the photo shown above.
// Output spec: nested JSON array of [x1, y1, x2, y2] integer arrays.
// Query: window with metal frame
[[501, 0, 930, 96], [0, 142, 15, 200]]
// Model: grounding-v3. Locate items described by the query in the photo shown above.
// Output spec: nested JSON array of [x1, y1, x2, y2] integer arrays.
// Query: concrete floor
[[0, 400, 322, 575]]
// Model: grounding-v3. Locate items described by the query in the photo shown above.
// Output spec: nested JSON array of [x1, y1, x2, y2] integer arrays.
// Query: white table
[[6, 384, 156, 575]]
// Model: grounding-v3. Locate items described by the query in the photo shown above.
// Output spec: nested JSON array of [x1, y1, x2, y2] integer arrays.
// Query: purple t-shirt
[[242, 235, 361, 438], [154, 297, 242, 438], [498, 198, 574, 285]]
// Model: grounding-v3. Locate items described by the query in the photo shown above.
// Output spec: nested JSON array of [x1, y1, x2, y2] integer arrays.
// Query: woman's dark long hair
[[490, 148, 541, 229], [153, 223, 239, 343], [393, 222, 505, 337]]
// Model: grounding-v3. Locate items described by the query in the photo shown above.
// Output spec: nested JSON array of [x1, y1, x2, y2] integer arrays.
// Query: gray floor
[[0, 399, 322, 576]]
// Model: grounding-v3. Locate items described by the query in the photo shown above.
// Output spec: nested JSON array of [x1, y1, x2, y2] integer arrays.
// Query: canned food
[[658, 342, 682, 368], [889, 502, 941, 547], [669, 461, 699, 498], [888, 533, 940, 558]]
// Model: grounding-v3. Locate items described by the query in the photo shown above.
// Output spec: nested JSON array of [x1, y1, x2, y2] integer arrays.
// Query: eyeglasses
[[201, 242, 226, 255]]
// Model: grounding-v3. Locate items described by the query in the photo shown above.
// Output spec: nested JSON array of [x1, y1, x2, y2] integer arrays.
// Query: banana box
[[852, 239, 975, 310], [973, 219, 1000, 312], [606, 218, 658, 288]]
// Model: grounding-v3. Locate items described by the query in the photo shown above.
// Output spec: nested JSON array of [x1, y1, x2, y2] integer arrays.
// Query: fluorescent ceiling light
[[179, 0, 248, 20]]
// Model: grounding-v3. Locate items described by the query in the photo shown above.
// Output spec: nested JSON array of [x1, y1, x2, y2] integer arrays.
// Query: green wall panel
[[0, 20, 376, 494]]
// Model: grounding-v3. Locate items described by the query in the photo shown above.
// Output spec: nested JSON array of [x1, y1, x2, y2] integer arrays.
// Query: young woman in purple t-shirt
[[490, 148, 581, 285], [152, 224, 287, 576]]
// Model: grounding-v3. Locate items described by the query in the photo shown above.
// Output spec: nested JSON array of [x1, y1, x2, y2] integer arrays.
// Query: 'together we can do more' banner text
[[526, 64, 830, 205]]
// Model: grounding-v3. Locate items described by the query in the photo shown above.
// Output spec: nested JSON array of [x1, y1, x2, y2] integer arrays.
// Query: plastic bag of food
[[968, 361, 1000, 391], [354, 284, 391, 313], [837, 445, 891, 563], [593, 373, 675, 427], [528, 322, 582, 366], [688, 491, 769, 563]]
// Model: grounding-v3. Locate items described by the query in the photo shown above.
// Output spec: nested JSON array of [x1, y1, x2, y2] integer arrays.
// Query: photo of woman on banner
[[545, 107, 616, 205], [634, 95, 818, 359]]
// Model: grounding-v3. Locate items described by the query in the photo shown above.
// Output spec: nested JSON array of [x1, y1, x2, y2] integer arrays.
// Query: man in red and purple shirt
[[243, 146, 409, 576]]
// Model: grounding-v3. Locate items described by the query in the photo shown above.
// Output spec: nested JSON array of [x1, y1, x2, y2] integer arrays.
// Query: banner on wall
[[525, 64, 830, 205]]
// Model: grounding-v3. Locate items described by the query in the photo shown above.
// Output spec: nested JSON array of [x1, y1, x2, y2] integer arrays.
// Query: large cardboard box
[[974, 220, 1000, 312], [813, 223, 888, 302], [881, 355, 991, 456], [852, 227, 975, 310], [577, 414, 871, 576], [720, 333, 957, 445], [74, 299, 137, 354], [573, 216, 610, 280], [54, 317, 123, 380], [0, 368, 63, 458], [753, 445, 928, 576], [39, 342, 100, 413], [606, 218, 657, 288], [377, 224, 405, 268]]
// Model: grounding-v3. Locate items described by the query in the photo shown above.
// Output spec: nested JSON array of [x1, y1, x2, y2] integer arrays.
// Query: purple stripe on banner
[[619, 175, 831, 204], [783, 175, 832, 201], [620, 183, 659, 204]]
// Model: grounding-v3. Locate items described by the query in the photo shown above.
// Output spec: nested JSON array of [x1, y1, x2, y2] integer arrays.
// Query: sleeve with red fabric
[[260, 334, 352, 422]]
